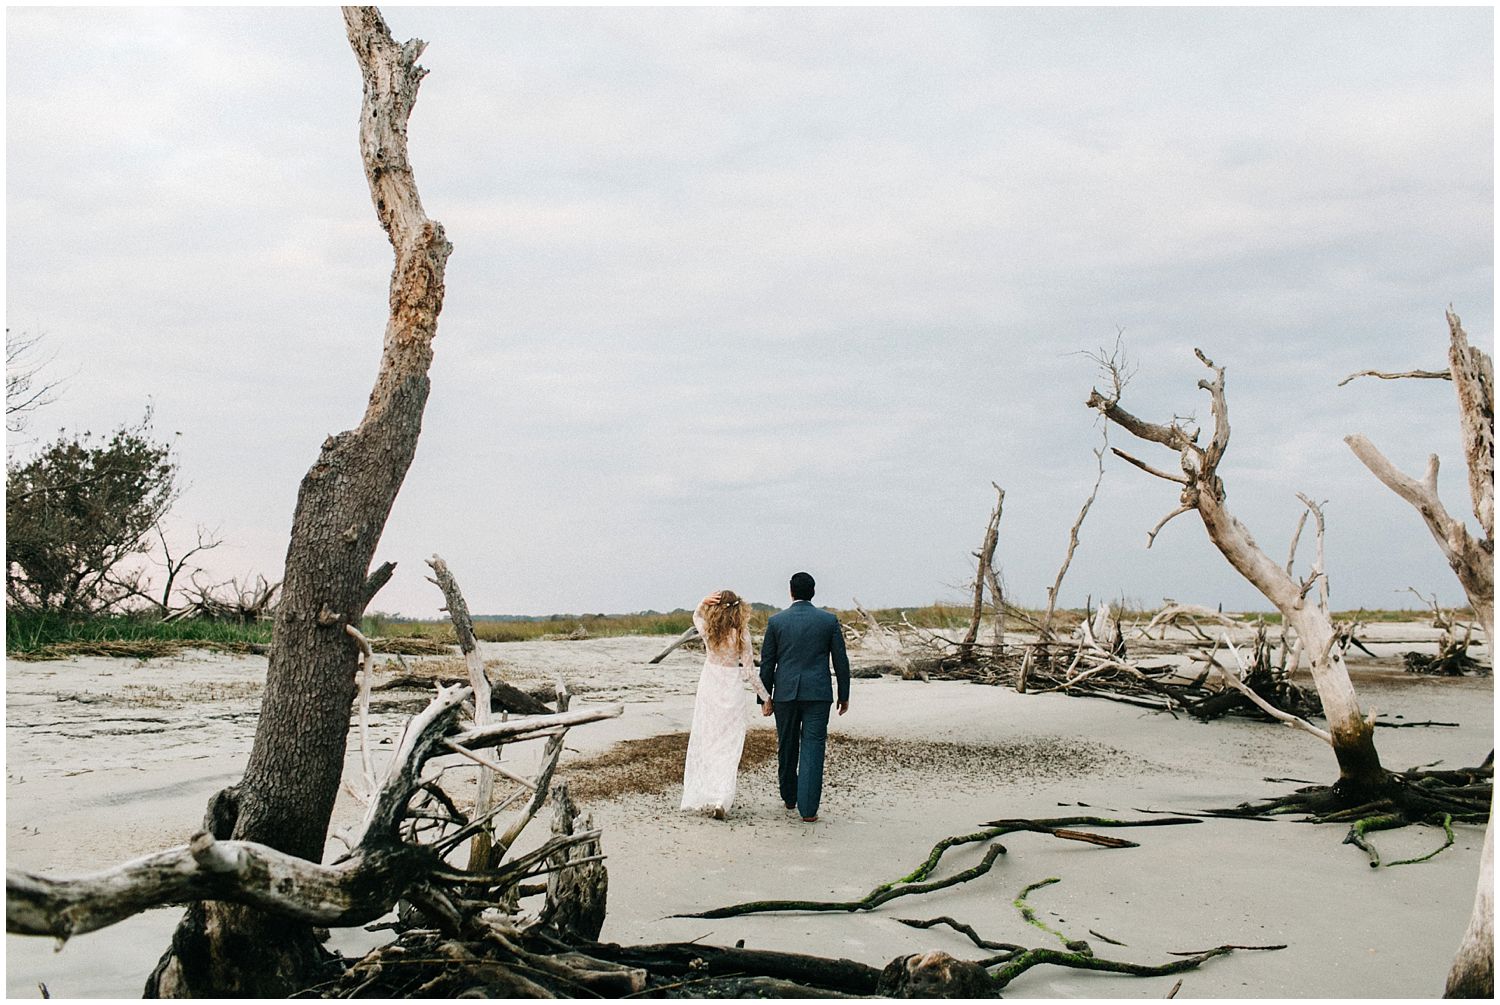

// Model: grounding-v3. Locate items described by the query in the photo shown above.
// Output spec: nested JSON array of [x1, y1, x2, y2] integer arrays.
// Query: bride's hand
[[702, 591, 723, 606]]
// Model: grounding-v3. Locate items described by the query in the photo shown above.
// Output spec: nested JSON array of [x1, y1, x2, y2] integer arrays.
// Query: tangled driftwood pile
[[873, 604, 1327, 725]]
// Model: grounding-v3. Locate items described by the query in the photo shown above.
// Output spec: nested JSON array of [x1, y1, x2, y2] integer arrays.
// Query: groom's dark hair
[[789, 572, 816, 601]]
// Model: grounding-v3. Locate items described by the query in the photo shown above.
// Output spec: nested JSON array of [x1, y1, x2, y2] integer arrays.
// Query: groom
[[758, 572, 851, 823]]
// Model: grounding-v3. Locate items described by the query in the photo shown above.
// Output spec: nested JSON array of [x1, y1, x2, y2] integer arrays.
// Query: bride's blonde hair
[[702, 590, 747, 650]]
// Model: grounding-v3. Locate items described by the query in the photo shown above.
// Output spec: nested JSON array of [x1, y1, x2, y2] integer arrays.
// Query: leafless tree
[[1018, 433, 1106, 692], [104, 523, 223, 616], [1085, 348, 1388, 796], [146, 9, 455, 995], [1343, 310, 1492, 644], [959, 483, 1004, 660], [1340, 309, 1493, 999], [5, 328, 63, 435]]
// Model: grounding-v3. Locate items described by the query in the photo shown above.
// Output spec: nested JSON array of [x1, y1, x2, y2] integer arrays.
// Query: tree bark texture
[[149, 7, 452, 996]]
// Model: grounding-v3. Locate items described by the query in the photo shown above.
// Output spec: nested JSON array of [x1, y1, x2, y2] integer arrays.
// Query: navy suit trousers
[[774, 699, 831, 818]]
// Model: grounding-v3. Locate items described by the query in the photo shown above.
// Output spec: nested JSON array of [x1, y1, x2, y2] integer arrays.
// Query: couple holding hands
[[679, 572, 852, 823]]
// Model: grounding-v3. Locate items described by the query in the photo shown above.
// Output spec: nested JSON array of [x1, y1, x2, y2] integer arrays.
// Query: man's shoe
[[784, 803, 797, 812], [709, 806, 727, 821], [801, 815, 818, 823]]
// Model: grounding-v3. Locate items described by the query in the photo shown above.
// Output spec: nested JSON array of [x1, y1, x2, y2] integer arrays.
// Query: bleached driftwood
[[1087, 348, 1386, 793], [1343, 321, 1493, 644], [1138, 603, 1242, 641], [7, 694, 622, 941], [1019, 436, 1106, 692], [1337, 368, 1450, 387], [961, 483, 1005, 660], [1340, 310, 1494, 999], [853, 597, 919, 680], [1214, 636, 1334, 745], [647, 626, 700, 664], [425, 556, 502, 870]]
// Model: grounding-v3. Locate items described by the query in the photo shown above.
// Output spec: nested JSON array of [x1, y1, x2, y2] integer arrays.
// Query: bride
[[680, 590, 769, 820]]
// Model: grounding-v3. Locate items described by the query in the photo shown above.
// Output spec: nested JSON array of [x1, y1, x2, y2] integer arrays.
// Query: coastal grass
[[6, 610, 272, 660], [9, 602, 1462, 661]]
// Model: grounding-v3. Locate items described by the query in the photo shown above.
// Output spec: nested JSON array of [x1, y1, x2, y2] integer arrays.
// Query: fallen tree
[[8, 692, 623, 941]]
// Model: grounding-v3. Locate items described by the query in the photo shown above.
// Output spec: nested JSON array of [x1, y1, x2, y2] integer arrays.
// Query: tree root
[[1209, 763, 1489, 866], [676, 816, 1198, 920], [1014, 877, 1069, 945], [988, 942, 1285, 991], [675, 844, 1007, 919], [301, 918, 1284, 999], [884, 879, 1283, 996], [893, 916, 1025, 955]]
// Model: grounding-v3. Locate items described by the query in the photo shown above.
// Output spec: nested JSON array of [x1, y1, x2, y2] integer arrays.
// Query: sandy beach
[[5, 625, 1492, 998]]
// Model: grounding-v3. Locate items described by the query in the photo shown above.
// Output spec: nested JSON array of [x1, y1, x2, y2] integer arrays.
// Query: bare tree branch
[[1337, 368, 1449, 388]]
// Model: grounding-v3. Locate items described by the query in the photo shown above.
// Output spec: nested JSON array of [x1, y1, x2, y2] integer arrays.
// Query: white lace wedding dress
[[680, 605, 769, 816]]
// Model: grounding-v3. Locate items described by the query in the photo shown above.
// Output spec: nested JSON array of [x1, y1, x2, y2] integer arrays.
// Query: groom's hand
[[837, 700, 848, 716], [761, 699, 774, 717]]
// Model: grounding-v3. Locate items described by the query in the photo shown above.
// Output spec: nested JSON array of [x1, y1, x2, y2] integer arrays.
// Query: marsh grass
[[7, 611, 272, 660], [9, 602, 1458, 661], [369, 611, 697, 644]]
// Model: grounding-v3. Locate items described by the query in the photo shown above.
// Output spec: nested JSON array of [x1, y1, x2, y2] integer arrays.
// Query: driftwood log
[[7, 691, 622, 941], [647, 625, 700, 664]]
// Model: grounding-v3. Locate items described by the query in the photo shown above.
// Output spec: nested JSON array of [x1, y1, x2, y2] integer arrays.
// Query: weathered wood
[[853, 598, 918, 680], [1020, 442, 1105, 693], [1337, 368, 1451, 387], [1445, 801, 1494, 997], [1087, 348, 1387, 796], [1337, 312, 1494, 995], [647, 625, 699, 664], [540, 781, 608, 940], [425, 556, 500, 870], [961, 484, 1005, 660], [578, 941, 884, 995], [148, 10, 457, 997], [7, 693, 621, 941]]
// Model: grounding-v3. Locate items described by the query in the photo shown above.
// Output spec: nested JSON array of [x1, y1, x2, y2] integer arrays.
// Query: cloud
[[6, 7, 1491, 616]]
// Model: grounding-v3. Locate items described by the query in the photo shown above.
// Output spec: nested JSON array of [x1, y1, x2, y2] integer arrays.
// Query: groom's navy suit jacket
[[759, 600, 851, 703]]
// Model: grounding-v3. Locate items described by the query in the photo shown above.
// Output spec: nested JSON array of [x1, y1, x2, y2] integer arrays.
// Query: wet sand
[[5, 626, 1492, 998]]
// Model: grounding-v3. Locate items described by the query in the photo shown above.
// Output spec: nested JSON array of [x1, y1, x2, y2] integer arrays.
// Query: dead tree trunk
[[1446, 801, 1495, 998], [1018, 439, 1105, 692], [1086, 349, 1387, 798], [647, 625, 700, 664], [1344, 310, 1493, 645], [147, 8, 453, 997], [1338, 310, 1494, 998], [960, 483, 1004, 661], [426, 556, 501, 872]]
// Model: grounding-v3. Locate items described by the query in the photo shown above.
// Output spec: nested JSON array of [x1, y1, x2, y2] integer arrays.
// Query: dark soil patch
[[561, 730, 1147, 803], [562, 730, 779, 803]]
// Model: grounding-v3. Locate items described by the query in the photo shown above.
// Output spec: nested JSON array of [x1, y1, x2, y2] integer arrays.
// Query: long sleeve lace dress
[[679, 602, 769, 816]]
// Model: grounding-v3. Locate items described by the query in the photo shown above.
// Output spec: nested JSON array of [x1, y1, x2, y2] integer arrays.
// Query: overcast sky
[[6, 6, 1493, 618]]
